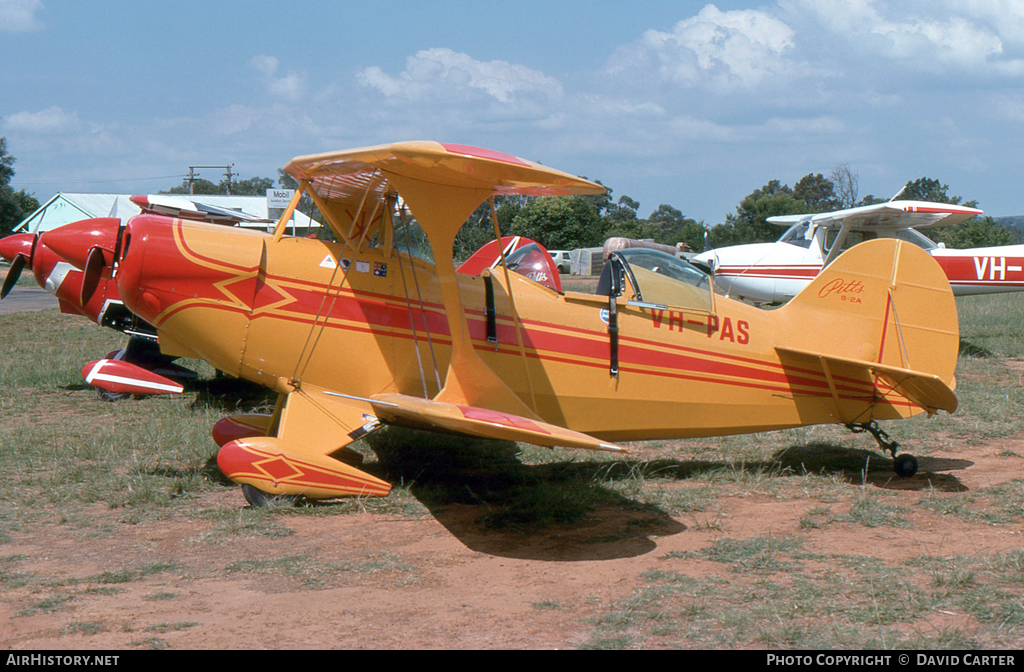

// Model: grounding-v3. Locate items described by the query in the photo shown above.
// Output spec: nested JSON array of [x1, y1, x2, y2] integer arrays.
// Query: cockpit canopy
[[779, 220, 940, 254], [504, 242, 561, 291], [598, 248, 713, 312], [778, 220, 814, 249]]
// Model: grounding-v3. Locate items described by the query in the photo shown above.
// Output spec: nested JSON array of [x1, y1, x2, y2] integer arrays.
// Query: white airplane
[[694, 200, 1024, 305]]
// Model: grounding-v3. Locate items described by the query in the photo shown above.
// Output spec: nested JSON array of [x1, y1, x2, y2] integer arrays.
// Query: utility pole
[[187, 164, 235, 195], [224, 164, 235, 195]]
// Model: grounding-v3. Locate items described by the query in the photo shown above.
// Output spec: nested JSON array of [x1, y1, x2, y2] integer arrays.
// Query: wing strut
[[289, 172, 382, 386], [488, 197, 538, 414], [391, 199, 443, 398]]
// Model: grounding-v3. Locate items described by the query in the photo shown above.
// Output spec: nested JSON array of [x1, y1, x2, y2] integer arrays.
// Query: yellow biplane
[[48, 141, 959, 505]]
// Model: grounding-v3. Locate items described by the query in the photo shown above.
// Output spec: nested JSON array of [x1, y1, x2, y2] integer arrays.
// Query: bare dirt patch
[[2, 431, 1023, 650]]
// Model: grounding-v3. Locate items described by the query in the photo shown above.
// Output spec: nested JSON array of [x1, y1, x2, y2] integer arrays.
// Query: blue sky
[[3, 0, 1024, 224]]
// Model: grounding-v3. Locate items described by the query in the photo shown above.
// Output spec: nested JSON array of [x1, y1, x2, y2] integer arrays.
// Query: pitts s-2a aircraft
[[693, 200, 1024, 305], [39, 142, 959, 505]]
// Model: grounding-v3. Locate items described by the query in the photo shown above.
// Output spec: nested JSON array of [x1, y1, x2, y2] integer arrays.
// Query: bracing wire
[[291, 172, 379, 385], [398, 205, 443, 394], [391, 205, 431, 399]]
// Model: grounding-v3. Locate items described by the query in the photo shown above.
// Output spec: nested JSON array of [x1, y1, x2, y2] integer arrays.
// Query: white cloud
[[934, 0, 1024, 48], [780, 0, 1013, 70], [250, 54, 306, 103], [0, 0, 43, 32], [607, 4, 803, 91], [155, 103, 319, 140], [3, 106, 82, 134], [357, 48, 564, 104]]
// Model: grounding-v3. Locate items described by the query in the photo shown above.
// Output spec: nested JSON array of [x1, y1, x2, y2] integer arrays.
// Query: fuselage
[[696, 228, 1024, 304], [110, 214, 956, 442]]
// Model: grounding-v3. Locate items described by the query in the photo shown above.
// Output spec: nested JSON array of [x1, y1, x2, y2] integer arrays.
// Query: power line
[[14, 174, 188, 186]]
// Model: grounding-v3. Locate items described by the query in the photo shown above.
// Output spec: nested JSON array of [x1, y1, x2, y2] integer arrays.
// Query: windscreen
[[617, 248, 712, 312]]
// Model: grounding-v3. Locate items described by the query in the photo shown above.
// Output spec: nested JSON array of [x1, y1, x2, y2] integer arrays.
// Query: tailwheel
[[848, 420, 918, 478], [241, 484, 299, 508], [893, 454, 919, 478]]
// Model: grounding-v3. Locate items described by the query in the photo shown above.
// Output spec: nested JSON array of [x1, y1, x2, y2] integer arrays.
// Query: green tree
[[577, 180, 614, 218], [898, 176, 1004, 247], [165, 177, 219, 195], [510, 195, 605, 250], [793, 173, 837, 212], [452, 195, 531, 261], [164, 174, 275, 196], [0, 138, 39, 236], [644, 204, 707, 252], [900, 177, 978, 208], [0, 137, 14, 186], [229, 176, 274, 196], [933, 216, 1013, 249], [717, 179, 809, 246], [603, 195, 644, 240]]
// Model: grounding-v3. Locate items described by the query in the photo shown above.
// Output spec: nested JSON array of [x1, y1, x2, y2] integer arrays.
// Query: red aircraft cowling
[[39, 218, 120, 271], [0, 233, 37, 299], [20, 218, 130, 323], [0, 233, 35, 262], [30, 237, 120, 321]]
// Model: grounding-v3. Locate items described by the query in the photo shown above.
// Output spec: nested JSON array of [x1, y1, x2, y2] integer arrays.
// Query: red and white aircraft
[[693, 200, 1023, 305]]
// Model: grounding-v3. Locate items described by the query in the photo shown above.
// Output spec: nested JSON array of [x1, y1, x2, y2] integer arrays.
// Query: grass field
[[2, 293, 1024, 649]]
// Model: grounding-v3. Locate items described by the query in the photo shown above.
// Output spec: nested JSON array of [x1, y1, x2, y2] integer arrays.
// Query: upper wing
[[767, 200, 983, 231]]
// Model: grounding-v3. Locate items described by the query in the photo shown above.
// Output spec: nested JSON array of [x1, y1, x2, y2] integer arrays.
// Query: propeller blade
[[80, 246, 109, 307], [1, 254, 26, 299]]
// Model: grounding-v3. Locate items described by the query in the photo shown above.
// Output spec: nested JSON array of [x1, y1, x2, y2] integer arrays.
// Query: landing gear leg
[[848, 420, 918, 478]]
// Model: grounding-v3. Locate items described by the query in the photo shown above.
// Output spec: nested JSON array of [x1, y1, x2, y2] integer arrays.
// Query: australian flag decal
[[373, 262, 388, 278]]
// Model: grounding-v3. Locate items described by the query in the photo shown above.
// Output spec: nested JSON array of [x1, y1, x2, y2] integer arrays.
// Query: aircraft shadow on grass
[[108, 384, 972, 561], [959, 338, 995, 359], [234, 428, 969, 562]]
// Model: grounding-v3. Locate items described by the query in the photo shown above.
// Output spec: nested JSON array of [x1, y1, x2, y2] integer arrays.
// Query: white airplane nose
[[694, 251, 717, 268]]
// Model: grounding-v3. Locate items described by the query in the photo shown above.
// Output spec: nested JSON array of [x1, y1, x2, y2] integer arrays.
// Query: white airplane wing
[[129, 195, 272, 225], [768, 200, 982, 231]]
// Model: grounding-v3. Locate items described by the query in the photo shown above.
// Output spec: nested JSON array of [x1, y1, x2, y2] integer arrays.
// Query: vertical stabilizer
[[778, 238, 958, 421]]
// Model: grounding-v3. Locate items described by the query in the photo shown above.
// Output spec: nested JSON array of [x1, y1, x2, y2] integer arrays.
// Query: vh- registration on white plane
[[694, 200, 1024, 305]]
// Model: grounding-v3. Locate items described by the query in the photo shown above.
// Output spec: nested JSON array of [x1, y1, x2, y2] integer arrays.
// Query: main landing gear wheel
[[849, 420, 919, 478], [97, 387, 131, 403], [242, 484, 298, 508]]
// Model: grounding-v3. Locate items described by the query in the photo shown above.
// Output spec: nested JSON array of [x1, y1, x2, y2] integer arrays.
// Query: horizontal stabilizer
[[82, 359, 184, 396], [369, 393, 626, 453], [776, 346, 958, 415]]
